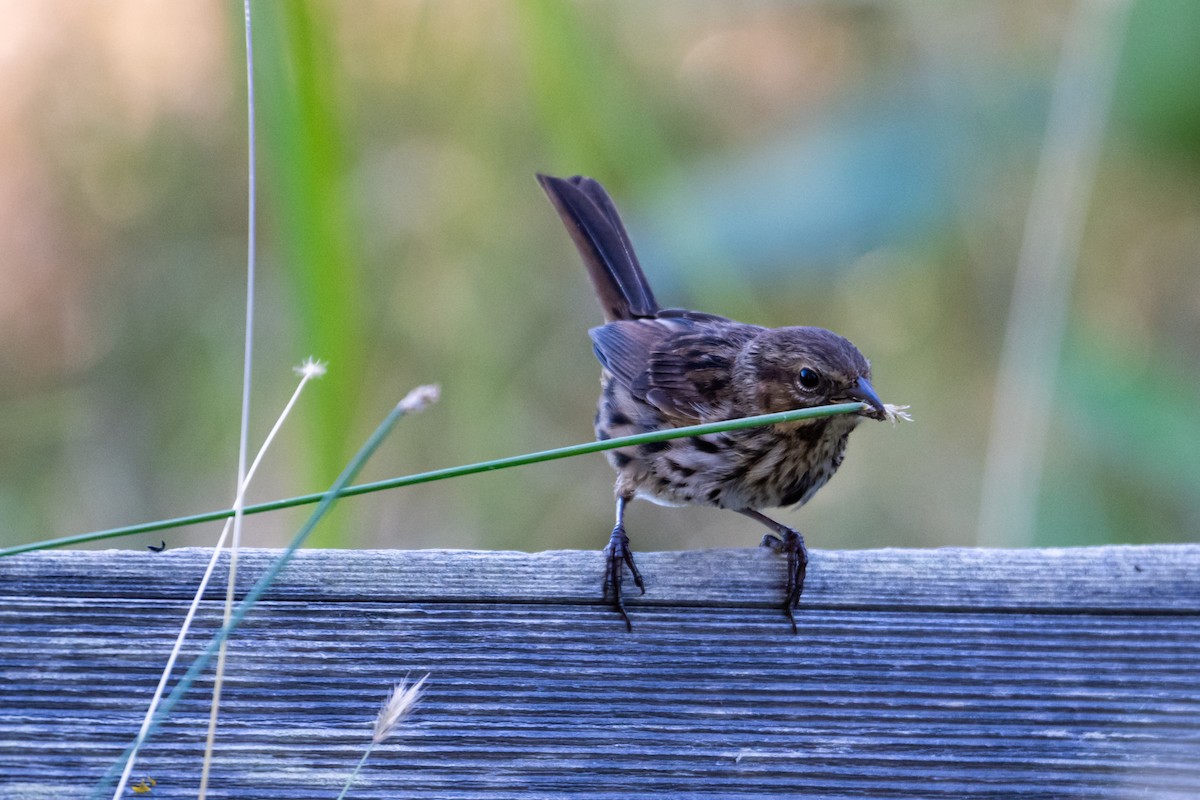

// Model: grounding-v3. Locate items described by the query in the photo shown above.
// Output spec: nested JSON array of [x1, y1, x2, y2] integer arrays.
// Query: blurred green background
[[1, 0, 1197, 554]]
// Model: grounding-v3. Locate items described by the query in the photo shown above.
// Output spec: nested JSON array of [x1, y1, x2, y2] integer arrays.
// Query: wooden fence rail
[[1, 544, 1198, 798]]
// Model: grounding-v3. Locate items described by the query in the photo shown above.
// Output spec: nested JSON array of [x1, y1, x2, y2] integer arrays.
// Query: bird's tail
[[537, 173, 659, 322]]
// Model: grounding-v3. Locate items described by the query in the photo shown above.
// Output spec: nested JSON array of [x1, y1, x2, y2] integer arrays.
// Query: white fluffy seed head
[[372, 673, 429, 744], [882, 403, 913, 425], [398, 384, 441, 414], [293, 357, 327, 379]]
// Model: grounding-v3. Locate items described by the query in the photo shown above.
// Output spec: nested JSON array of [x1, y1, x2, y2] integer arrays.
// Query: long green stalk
[[90, 395, 415, 798], [2, 402, 866, 557]]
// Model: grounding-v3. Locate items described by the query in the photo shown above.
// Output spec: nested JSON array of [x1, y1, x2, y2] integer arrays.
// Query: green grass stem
[[90, 395, 416, 798], [3, 402, 866, 558]]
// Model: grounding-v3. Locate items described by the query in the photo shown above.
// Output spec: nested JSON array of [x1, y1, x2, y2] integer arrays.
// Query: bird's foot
[[758, 528, 808, 634], [603, 525, 644, 632]]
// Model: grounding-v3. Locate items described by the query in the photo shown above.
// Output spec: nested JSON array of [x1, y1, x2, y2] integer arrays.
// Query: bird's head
[[738, 326, 886, 421]]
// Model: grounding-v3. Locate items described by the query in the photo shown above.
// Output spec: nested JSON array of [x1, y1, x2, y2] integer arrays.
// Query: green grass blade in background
[[252, 1, 364, 546], [1046, 329, 1200, 546], [514, 0, 672, 182]]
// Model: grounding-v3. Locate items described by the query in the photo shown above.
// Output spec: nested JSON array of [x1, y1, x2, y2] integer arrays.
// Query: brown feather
[[537, 174, 658, 321]]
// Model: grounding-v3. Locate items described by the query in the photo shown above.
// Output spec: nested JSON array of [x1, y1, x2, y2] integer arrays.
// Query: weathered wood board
[[1, 545, 1198, 798]]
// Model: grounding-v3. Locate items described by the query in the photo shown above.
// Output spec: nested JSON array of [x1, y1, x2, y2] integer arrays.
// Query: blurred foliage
[[514, 0, 675, 181], [0, 0, 1197, 554], [252, 1, 366, 545], [1116, 0, 1200, 163]]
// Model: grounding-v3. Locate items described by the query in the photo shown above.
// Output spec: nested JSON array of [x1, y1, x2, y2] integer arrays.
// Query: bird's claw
[[604, 525, 643, 631], [762, 528, 809, 633]]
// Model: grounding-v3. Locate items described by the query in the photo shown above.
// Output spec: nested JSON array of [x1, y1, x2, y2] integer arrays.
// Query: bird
[[537, 173, 890, 632]]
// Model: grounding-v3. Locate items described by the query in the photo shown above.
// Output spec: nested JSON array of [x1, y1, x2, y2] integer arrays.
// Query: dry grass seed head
[[373, 673, 429, 744]]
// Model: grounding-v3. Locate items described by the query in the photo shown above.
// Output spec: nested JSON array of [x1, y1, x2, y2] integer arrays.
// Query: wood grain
[[1, 545, 1198, 799]]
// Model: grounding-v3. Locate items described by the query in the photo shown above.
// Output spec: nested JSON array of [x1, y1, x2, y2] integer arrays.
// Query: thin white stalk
[[95, 380, 419, 800], [199, 3, 257, 795], [111, 362, 324, 800], [334, 746, 376, 800], [976, 0, 1131, 546]]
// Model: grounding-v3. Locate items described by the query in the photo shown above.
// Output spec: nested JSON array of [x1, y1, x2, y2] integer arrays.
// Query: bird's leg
[[604, 494, 644, 631], [741, 509, 808, 634]]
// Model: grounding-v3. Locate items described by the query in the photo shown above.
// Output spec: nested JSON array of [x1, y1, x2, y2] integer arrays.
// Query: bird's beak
[[843, 376, 887, 421]]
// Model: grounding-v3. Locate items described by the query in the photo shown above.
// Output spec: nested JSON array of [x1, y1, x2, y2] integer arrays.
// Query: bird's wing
[[589, 320, 663, 392], [590, 319, 761, 423]]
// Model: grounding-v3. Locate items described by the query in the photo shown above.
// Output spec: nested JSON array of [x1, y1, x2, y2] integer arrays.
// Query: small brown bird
[[538, 173, 890, 632]]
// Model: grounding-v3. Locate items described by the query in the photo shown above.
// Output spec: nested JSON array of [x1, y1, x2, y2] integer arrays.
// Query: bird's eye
[[798, 368, 820, 390]]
